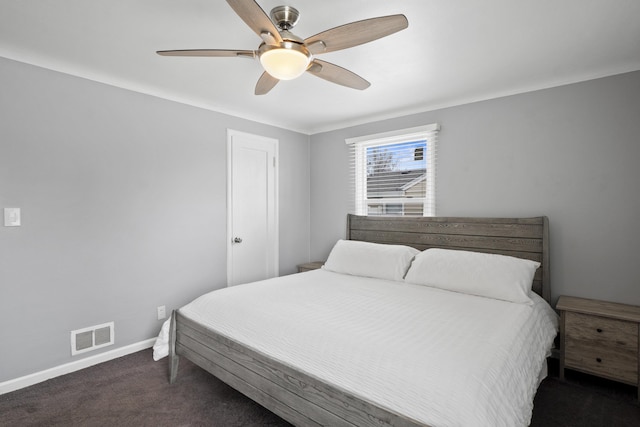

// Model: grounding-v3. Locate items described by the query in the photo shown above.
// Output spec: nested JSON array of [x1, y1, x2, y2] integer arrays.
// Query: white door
[[227, 129, 278, 286]]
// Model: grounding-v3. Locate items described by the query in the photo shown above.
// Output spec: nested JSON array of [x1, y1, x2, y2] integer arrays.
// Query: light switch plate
[[4, 208, 21, 227]]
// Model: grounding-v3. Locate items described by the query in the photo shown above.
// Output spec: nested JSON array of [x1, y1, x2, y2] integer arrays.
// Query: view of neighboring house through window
[[346, 124, 439, 217]]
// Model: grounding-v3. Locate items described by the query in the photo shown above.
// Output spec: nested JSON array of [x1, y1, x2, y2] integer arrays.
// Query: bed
[[168, 215, 557, 426]]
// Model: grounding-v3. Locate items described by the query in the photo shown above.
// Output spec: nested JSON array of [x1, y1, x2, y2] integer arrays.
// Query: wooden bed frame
[[169, 215, 550, 426]]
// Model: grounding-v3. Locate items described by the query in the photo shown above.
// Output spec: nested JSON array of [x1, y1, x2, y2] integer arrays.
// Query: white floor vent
[[71, 322, 114, 356]]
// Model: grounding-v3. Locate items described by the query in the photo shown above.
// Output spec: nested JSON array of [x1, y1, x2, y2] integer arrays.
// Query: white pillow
[[322, 240, 419, 282], [404, 248, 540, 304]]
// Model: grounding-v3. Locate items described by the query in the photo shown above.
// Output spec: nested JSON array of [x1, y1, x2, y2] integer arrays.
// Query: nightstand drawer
[[565, 311, 638, 384], [565, 312, 638, 346]]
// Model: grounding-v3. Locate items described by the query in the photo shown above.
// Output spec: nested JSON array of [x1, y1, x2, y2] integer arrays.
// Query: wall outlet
[[157, 305, 166, 320]]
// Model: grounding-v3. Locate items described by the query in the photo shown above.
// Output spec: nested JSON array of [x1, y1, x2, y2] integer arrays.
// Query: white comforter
[[178, 269, 558, 427]]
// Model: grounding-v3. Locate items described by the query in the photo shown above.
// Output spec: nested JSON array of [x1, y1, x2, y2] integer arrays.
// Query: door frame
[[226, 129, 279, 286]]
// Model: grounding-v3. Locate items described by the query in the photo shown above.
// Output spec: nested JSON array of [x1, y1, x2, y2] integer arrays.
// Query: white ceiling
[[1, 0, 639, 134]]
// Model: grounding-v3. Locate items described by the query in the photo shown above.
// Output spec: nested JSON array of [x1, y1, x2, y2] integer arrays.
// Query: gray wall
[[0, 57, 310, 382], [310, 71, 640, 307]]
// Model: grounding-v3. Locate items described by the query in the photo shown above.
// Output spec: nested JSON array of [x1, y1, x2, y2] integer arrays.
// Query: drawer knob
[[596, 328, 603, 333], [596, 357, 602, 363]]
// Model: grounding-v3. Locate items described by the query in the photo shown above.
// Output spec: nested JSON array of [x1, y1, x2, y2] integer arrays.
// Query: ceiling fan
[[157, 0, 408, 95]]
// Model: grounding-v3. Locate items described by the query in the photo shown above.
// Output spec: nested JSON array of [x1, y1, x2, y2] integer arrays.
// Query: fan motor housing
[[270, 5, 300, 30]]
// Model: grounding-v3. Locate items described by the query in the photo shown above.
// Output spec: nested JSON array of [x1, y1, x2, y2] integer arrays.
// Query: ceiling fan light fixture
[[157, 2, 409, 95], [259, 43, 311, 80]]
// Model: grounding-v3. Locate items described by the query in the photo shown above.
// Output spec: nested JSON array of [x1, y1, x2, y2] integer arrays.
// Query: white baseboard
[[0, 338, 156, 395]]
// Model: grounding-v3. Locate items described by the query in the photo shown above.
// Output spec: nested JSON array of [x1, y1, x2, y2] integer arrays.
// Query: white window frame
[[346, 123, 439, 217]]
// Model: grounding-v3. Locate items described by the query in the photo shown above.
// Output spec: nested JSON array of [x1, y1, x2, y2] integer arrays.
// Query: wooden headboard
[[347, 214, 550, 302]]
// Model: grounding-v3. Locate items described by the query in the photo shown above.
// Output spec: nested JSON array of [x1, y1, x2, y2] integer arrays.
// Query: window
[[346, 124, 439, 217]]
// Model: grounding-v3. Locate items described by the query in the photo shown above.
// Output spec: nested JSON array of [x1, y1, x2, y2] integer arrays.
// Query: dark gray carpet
[[0, 349, 290, 427], [530, 360, 640, 427], [1, 349, 638, 426]]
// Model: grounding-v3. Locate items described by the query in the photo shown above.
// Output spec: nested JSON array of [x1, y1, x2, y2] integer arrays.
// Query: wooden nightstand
[[297, 261, 324, 273], [557, 295, 640, 402]]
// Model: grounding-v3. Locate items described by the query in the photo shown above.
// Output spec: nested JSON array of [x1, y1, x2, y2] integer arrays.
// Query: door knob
[[233, 237, 243, 243]]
